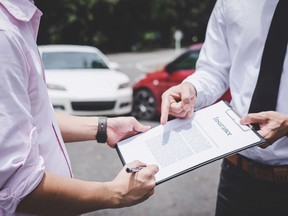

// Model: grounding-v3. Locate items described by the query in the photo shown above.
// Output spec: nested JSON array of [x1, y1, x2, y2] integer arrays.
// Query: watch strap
[[96, 117, 107, 143]]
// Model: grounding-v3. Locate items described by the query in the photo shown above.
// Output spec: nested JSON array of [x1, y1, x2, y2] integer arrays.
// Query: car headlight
[[118, 82, 130, 89], [46, 84, 67, 91]]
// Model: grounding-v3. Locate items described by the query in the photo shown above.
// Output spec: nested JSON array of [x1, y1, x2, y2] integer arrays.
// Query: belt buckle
[[274, 167, 288, 183]]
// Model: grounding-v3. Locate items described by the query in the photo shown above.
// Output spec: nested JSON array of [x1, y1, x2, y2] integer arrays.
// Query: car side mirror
[[165, 63, 175, 74]]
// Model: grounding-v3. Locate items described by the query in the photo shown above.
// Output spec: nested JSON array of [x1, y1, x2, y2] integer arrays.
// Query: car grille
[[71, 101, 116, 111]]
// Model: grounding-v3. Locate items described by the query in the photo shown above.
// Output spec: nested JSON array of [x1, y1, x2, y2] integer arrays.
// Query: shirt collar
[[0, 0, 40, 22]]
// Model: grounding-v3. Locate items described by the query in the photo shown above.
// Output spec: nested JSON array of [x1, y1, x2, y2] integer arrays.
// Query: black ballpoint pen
[[126, 166, 145, 173]]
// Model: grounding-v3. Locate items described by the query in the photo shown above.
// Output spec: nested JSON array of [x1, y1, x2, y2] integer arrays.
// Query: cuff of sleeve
[[182, 77, 206, 110], [0, 128, 45, 214], [0, 160, 44, 214]]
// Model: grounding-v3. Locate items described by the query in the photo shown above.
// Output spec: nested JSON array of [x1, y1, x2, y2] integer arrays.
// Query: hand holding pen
[[110, 161, 159, 207]]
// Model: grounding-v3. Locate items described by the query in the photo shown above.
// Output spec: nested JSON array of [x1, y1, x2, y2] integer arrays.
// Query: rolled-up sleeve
[[0, 30, 45, 214]]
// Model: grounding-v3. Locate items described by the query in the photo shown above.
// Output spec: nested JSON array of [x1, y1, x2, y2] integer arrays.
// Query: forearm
[[17, 172, 117, 215], [55, 112, 98, 143]]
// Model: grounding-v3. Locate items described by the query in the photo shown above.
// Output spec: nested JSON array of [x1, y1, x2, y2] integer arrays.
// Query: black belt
[[225, 154, 288, 183]]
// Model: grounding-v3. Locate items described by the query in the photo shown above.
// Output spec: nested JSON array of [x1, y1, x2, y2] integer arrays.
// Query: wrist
[[102, 181, 123, 208], [86, 181, 121, 210]]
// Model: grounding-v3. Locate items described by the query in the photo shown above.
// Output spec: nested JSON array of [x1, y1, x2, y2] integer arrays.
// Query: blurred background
[[36, 0, 216, 53]]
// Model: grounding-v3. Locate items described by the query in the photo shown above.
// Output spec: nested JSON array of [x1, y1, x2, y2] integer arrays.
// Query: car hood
[[45, 69, 130, 98]]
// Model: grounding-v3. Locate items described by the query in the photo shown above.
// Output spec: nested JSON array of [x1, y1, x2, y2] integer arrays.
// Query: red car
[[132, 43, 231, 120]]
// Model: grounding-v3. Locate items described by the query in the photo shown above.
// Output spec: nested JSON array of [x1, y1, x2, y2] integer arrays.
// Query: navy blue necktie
[[248, 0, 288, 119]]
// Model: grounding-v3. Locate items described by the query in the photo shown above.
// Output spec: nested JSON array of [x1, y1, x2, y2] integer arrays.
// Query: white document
[[116, 101, 264, 184]]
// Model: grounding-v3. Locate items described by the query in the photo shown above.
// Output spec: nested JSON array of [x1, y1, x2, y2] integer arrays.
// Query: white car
[[38, 45, 132, 116]]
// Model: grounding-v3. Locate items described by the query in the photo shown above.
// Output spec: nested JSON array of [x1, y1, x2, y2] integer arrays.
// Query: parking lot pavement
[[65, 137, 222, 216]]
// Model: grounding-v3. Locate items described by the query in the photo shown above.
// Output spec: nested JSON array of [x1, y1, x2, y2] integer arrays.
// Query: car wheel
[[132, 89, 157, 120]]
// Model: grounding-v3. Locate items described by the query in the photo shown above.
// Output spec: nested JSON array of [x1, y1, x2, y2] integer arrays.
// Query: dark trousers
[[215, 159, 288, 216]]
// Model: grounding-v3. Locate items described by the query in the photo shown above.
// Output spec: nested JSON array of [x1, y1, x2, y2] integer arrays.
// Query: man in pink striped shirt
[[0, 0, 158, 215]]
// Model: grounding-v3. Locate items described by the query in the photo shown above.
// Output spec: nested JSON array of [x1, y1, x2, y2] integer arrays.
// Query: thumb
[[240, 114, 252, 125], [181, 82, 196, 111], [133, 121, 151, 133], [240, 113, 262, 125]]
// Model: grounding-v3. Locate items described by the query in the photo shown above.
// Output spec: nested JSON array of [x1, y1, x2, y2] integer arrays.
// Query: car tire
[[132, 88, 157, 121]]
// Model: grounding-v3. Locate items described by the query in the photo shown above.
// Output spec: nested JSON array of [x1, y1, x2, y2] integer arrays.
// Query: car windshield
[[171, 49, 200, 71], [42, 52, 109, 70]]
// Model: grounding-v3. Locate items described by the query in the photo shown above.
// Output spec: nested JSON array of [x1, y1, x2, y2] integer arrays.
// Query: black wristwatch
[[96, 117, 107, 143]]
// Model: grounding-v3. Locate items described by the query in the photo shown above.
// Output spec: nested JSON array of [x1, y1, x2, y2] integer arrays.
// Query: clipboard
[[116, 101, 265, 185]]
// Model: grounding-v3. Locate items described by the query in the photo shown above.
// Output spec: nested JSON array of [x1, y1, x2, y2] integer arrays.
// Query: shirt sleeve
[[0, 30, 45, 214], [183, 0, 231, 110]]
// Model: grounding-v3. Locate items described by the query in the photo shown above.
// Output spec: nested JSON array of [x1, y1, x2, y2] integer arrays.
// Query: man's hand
[[17, 161, 159, 215], [240, 111, 288, 147], [106, 117, 151, 148], [160, 82, 197, 125], [108, 160, 159, 207]]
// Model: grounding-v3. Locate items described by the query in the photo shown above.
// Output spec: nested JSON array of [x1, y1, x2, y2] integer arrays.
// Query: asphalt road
[[65, 49, 222, 216]]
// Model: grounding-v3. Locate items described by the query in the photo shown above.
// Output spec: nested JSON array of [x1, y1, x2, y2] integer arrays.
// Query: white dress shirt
[[185, 0, 288, 165], [0, 0, 72, 214]]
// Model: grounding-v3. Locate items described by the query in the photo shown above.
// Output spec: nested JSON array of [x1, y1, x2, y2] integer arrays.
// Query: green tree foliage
[[36, 0, 216, 53]]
